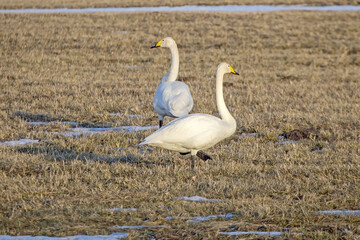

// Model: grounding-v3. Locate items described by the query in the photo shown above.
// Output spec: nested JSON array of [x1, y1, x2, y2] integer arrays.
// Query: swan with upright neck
[[151, 37, 194, 127], [140, 62, 239, 168]]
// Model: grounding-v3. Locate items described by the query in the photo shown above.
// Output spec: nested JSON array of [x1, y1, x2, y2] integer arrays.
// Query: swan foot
[[196, 151, 212, 161], [159, 120, 163, 128], [180, 152, 190, 155]]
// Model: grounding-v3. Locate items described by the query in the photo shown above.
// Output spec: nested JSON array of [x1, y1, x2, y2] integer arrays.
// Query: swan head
[[151, 37, 176, 49], [217, 62, 239, 75]]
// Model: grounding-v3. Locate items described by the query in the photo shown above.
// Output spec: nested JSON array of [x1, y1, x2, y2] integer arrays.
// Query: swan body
[[151, 37, 193, 127], [140, 62, 239, 167], [140, 113, 235, 153], [153, 81, 193, 119]]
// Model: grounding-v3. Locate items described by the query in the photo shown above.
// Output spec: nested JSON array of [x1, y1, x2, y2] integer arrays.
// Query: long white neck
[[165, 43, 179, 82], [216, 68, 236, 125]]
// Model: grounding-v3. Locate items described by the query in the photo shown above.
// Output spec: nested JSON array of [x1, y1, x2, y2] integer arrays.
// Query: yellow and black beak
[[230, 66, 240, 75], [151, 40, 162, 49]]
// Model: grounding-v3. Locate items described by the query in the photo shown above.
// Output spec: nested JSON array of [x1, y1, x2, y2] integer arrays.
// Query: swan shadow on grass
[[16, 143, 167, 166], [14, 111, 98, 128], [14, 111, 58, 122]]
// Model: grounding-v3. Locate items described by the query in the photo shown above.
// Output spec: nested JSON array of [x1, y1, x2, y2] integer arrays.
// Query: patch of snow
[[113, 225, 165, 229], [174, 196, 221, 202], [0, 139, 39, 146], [26, 121, 49, 125], [276, 136, 298, 144], [219, 231, 283, 236], [278, 140, 298, 145], [108, 113, 120, 116], [0, 232, 128, 239], [316, 209, 360, 216], [106, 208, 137, 212], [123, 65, 138, 69], [128, 114, 142, 118], [238, 133, 257, 138], [61, 121, 81, 126], [27, 121, 80, 126], [137, 147, 153, 154], [56, 125, 158, 137], [187, 213, 237, 223]]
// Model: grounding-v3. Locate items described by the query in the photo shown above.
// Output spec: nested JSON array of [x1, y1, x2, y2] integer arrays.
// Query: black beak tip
[[150, 45, 156, 49], [235, 72, 240, 75]]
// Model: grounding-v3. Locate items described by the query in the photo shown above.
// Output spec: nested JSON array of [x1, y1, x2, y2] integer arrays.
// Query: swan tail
[[139, 141, 147, 146]]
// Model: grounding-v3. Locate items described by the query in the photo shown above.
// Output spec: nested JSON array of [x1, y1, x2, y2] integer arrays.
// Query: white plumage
[[140, 62, 239, 167], [151, 37, 193, 127]]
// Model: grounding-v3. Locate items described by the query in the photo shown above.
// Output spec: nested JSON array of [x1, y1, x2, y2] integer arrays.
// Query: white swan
[[140, 62, 239, 168], [151, 37, 194, 127]]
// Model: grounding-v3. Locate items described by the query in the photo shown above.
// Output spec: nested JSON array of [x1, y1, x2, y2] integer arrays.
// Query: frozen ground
[[219, 231, 284, 236], [0, 139, 39, 146], [174, 196, 222, 202], [2, 208, 357, 238], [56, 125, 157, 137], [27, 120, 157, 137], [105, 208, 137, 212], [112, 225, 165, 230], [316, 209, 360, 216], [186, 213, 238, 223], [0, 120, 158, 146]]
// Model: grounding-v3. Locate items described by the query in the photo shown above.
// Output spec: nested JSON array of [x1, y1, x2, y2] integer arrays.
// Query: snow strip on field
[[165, 213, 237, 222], [114, 30, 128, 34], [277, 136, 298, 145], [219, 231, 284, 236], [174, 196, 221, 202], [108, 113, 143, 118], [56, 125, 158, 137], [113, 225, 165, 229], [106, 208, 137, 212], [26, 120, 157, 136], [27, 121, 80, 126], [316, 209, 360, 216], [0, 139, 39, 146], [278, 140, 298, 145], [187, 213, 237, 223], [238, 133, 257, 138], [123, 65, 138, 69], [0, 232, 128, 239]]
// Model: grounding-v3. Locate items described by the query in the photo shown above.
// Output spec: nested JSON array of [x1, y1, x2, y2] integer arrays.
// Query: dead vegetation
[[0, 10, 360, 239], [0, 0, 359, 9]]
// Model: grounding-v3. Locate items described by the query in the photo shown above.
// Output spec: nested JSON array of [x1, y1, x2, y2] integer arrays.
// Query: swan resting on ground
[[151, 37, 194, 127], [140, 62, 239, 168]]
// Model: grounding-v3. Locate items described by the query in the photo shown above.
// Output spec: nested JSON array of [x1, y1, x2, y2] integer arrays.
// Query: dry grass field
[[0, 9, 360, 239], [0, 0, 359, 9]]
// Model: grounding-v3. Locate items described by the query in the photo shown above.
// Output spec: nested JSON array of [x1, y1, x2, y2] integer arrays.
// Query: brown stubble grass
[[0, 0, 359, 9], [0, 11, 360, 239]]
